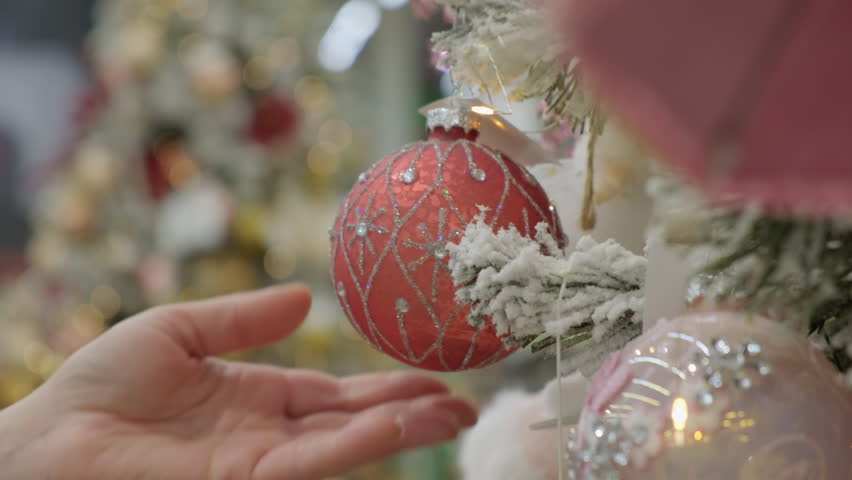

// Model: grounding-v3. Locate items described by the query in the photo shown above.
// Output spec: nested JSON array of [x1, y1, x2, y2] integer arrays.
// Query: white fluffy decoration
[[459, 373, 589, 480], [155, 177, 233, 258], [529, 124, 653, 254]]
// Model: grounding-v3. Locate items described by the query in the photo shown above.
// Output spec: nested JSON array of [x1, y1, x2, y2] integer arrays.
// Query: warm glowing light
[[71, 304, 105, 332], [165, 149, 199, 187], [471, 105, 495, 115], [671, 397, 688, 432], [317, 119, 353, 152], [90, 285, 122, 318], [243, 56, 274, 89], [693, 430, 703, 441], [295, 76, 331, 112], [264, 248, 296, 279], [307, 144, 341, 176]]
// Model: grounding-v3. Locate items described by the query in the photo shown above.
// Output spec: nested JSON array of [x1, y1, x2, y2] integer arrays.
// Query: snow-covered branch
[[649, 176, 852, 385], [448, 212, 645, 373]]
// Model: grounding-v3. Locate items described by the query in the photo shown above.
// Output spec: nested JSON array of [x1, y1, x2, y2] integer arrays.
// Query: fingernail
[[429, 396, 478, 427], [395, 396, 478, 444]]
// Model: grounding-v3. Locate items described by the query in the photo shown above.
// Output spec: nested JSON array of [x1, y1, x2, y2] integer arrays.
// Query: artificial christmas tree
[[0, 2, 461, 478]]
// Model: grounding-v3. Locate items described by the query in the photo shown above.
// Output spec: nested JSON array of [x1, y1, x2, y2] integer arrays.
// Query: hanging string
[[580, 129, 598, 230], [554, 274, 569, 480]]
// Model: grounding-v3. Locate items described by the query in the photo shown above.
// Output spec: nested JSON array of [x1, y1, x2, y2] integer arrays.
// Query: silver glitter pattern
[[344, 191, 389, 274], [461, 142, 486, 182], [401, 209, 452, 301], [395, 298, 415, 359]]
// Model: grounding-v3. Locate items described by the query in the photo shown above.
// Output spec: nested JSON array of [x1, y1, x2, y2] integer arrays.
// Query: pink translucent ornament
[[562, 0, 852, 215], [571, 312, 852, 479]]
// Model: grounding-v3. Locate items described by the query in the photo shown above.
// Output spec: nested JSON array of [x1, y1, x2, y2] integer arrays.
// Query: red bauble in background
[[246, 94, 300, 146], [330, 114, 563, 371]]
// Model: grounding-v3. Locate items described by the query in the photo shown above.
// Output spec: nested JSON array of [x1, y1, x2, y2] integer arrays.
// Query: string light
[[295, 76, 331, 112], [471, 105, 495, 115], [672, 397, 688, 447], [307, 144, 341, 176], [317, 119, 353, 152], [671, 397, 688, 432]]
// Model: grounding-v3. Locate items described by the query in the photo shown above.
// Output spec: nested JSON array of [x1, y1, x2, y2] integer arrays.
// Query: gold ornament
[[73, 143, 118, 195]]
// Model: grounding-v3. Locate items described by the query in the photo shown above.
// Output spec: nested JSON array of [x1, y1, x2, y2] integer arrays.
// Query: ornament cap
[[425, 105, 481, 133], [419, 97, 553, 166], [420, 97, 489, 133]]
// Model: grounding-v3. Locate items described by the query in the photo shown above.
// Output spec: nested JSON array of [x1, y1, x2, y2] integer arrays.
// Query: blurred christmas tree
[[0, 1, 457, 477]]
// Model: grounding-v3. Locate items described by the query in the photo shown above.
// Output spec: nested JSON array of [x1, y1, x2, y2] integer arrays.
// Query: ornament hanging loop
[[580, 130, 598, 231]]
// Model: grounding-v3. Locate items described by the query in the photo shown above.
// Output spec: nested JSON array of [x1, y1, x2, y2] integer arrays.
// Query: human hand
[[0, 284, 477, 479]]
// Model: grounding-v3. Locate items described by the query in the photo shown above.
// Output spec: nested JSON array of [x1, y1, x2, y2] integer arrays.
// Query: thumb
[[143, 283, 312, 357]]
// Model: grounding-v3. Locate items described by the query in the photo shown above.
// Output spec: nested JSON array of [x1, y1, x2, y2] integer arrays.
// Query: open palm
[[0, 284, 476, 479]]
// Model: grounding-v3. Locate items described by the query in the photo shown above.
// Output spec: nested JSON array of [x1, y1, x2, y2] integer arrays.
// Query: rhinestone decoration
[[355, 222, 368, 237], [344, 191, 389, 274], [402, 208, 454, 301], [689, 338, 771, 406], [471, 168, 487, 182], [357, 172, 368, 183], [400, 168, 417, 184], [395, 298, 409, 313], [569, 416, 650, 479]]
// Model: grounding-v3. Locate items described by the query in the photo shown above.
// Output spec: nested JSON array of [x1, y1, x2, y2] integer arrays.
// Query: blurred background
[[0, 1, 551, 478]]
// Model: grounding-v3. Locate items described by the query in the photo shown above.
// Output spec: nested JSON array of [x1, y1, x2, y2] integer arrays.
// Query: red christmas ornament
[[330, 106, 563, 371], [143, 127, 187, 201], [246, 94, 299, 146]]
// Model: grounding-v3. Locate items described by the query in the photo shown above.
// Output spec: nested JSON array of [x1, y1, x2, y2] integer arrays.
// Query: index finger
[[144, 283, 312, 357]]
